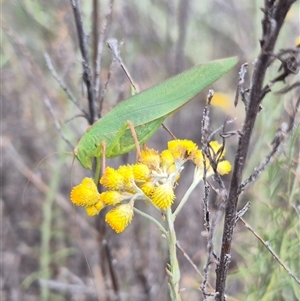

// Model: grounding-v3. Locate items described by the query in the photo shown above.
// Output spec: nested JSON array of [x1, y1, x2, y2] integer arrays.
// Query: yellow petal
[[210, 92, 231, 109], [86, 205, 100, 216], [217, 160, 232, 175], [70, 177, 99, 207], [100, 167, 126, 190], [99, 191, 124, 206], [133, 164, 150, 181], [140, 181, 155, 198], [105, 203, 134, 233], [117, 165, 134, 181], [168, 139, 198, 160], [193, 150, 205, 168], [151, 182, 175, 210], [139, 147, 160, 169], [160, 150, 175, 170], [95, 200, 105, 211]]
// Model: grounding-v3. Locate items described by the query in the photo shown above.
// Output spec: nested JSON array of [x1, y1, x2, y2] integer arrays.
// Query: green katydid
[[74, 57, 238, 170]]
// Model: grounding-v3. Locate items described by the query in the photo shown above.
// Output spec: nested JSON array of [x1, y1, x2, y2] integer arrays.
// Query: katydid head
[[73, 127, 96, 170], [73, 146, 93, 170]]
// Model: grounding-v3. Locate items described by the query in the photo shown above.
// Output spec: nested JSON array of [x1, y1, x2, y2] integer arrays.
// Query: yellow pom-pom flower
[[151, 182, 175, 210], [86, 205, 101, 216], [139, 147, 160, 169], [70, 177, 99, 207], [105, 203, 134, 233], [133, 164, 150, 182], [193, 150, 204, 168], [95, 200, 105, 211], [193, 141, 232, 179], [194, 141, 226, 170], [117, 165, 134, 185], [140, 181, 155, 198], [99, 191, 126, 206], [217, 160, 232, 175], [210, 92, 231, 109], [168, 139, 198, 160], [100, 167, 126, 190], [160, 150, 175, 170]]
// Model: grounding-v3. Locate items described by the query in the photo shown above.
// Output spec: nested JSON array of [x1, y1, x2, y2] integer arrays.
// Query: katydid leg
[[126, 121, 141, 160], [105, 120, 142, 161], [106, 122, 130, 157]]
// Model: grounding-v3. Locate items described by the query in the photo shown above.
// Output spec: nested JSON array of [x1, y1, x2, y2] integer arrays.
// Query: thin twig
[[99, 55, 117, 114], [238, 96, 300, 195], [43, 97, 74, 150], [202, 179, 210, 233], [235, 202, 250, 225], [106, 38, 179, 141], [92, 0, 99, 74], [107, 38, 140, 93], [199, 91, 229, 299], [275, 81, 300, 94], [208, 118, 237, 142], [239, 217, 300, 285], [38, 279, 97, 296], [5, 28, 74, 150], [44, 53, 88, 118], [201, 90, 228, 190], [0, 138, 97, 238], [202, 143, 226, 191], [176, 242, 214, 292], [234, 62, 248, 107], [58, 267, 85, 285], [95, 0, 114, 114], [201, 204, 223, 300], [215, 2, 297, 299], [70, 0, 96, 124], [201, 90, 214, 143]]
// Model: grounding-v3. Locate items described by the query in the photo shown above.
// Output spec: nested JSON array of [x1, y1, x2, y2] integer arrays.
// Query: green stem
[[40, 141, 65, 301], [133, 208, 168, 237], [173, 170, 200, 220], [166, 207, 181, 301]]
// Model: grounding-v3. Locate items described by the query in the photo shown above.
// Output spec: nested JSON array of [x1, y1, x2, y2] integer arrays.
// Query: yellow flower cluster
[[70, 139, 231, 233], [193, 140, 231, 177]]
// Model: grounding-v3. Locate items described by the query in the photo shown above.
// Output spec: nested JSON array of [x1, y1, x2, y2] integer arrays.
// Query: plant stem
[[215, 1, 297, 300], [133, 208, 168, 237], [70, 0, 96, 124], [173, 169, 200, 220], [166, 207, 181, 301], [40, 140, 65, 301], [134, 206, 181, 300]]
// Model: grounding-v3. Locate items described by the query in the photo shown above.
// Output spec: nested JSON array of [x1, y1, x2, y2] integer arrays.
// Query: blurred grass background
[[1, 1, 299, 300]]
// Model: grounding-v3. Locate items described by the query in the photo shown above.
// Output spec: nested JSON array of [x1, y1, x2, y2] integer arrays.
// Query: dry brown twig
[[44, 52, 88, 118], [94, 0, 115, 114], [69, 2, 121, 300], [215, 1, 299, 300], [70, 0, 96, 124], [238, 217, 300, 285]]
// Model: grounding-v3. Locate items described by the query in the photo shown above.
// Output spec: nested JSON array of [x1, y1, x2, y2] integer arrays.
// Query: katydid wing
[[74, 57, 238, 169]]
